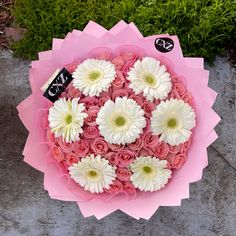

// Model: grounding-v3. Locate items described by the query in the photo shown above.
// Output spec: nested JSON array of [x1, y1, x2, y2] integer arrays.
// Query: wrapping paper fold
[[17, 21, 220, 220]]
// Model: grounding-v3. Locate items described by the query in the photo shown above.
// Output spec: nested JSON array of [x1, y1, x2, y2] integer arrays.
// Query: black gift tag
[[154, 37, 174, 53], [43, 68, 73, 102]]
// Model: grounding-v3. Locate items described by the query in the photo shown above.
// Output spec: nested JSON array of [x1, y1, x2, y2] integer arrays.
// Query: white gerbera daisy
[[48, 98, 87, 143], [130, 156, 171, 192], [151, 99, 196, 146], [72, 59, 116, 96], [69, 154, 116, 193], [96, 97, 146, 145], [127, 57, 172, 101]]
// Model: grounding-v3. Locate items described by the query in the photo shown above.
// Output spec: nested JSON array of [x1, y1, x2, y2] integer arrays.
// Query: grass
[[12, 0, 236, 62]]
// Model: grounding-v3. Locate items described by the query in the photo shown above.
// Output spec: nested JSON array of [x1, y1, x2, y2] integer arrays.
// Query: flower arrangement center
[[115, 116, 126, 127], [17, 21, 220, 220], [89, 70, 101, 81]]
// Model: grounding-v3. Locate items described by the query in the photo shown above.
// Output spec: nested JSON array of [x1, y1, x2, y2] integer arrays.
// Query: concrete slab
[[205, 58, 236, 169], [0, 51, 235, 236]]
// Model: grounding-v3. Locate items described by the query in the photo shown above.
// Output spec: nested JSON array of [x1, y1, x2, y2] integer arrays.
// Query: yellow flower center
[[115, 116, 126, 127], [167, 118, 178, 128], [144, 74, 156, 86], [143, 165, 153, 174], [88, 170, 98, 178], [65, 114, 73, 125], [88, 70, 102, 81]]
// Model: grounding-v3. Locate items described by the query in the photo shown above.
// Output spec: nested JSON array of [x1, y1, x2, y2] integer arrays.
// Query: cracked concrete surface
[[205, 59, 236, 171], [0, 51, 235, 236]]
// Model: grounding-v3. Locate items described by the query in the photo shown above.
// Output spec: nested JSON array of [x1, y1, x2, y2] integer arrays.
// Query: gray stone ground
[[0, 50, 235, 236]]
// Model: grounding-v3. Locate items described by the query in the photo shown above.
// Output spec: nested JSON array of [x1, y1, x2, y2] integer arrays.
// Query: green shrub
[[12, 0, 236, 61]]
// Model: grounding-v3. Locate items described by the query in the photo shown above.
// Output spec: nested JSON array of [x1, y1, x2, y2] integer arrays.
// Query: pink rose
[[169, 90, 181, 100], [72, 139, 89, 157], [116, 168, 132, 181], [105, 152, 119, 166], [105, 180, 123, 194], [167, 153, 187, 169], [117, 149, 136, 166], [96, 53, 110, 60], [142, 101, 156, 118], [107, 143, 124, 152], [143, 119, 151, 134], [59, 91, 68, 99], [143, 132, 159, 148], [123, 83, 133, 94], [122, 60, 136, 75], [57, 137, 73, 153], [173, 82, 186, 96], [47, 129, 56, 144], [108, 86, 113, 95], [112, 89, 129, 100], [182, 92, 195, 108], [85, 106, 99, 126], [91, 138, 109, 155], [51, 145, 64, 162], [65, 153, 80, 166], [99, 92, 111, 107], [83, 126, 100, 139], [169, 144, 181, 154], [128, 137, 143, 152], [129, 94, 143, 107], [150, 142, 169, 159], [123, 181, 136, 195], [180, 138, 192, 154], [61, 160, 70, 169], [167, 162, 172, 170], [65, 82, 72, 92], [80, 97, 99, 108], [139, 148, 149, 156], [164, 155, 172, 170], [171, 76, 180, 83], [67, 86, 82, 99], [65, 64, 78, 73], [112, 56, 124, 70], [65, 61, 81, 73], [154, 99, 160, 106], [112, 70, 125, 90], [120, 51, 137, 61], [89, 48, 111, 60]]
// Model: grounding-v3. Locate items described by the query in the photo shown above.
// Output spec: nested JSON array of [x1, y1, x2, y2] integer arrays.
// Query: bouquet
[[17, 21, 220, 219]]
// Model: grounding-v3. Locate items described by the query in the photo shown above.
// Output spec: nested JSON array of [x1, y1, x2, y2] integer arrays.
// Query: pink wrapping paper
[[17, 21, 220, 220]]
